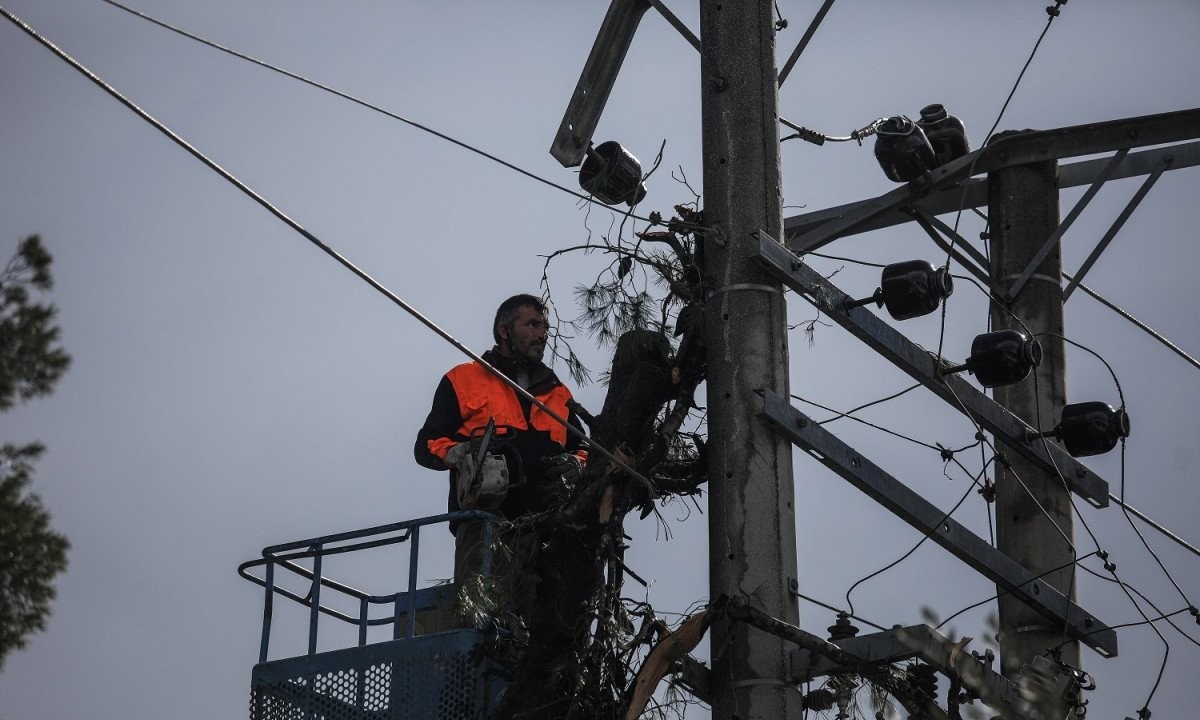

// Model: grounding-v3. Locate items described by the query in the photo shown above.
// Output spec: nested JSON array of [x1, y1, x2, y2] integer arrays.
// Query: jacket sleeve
[[414, 375, 465, 470]]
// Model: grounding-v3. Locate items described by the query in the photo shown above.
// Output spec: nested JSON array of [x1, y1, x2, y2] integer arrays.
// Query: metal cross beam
[[760, 392, 1118, 658], [1063, 155, 1172, 301], [1003, 148, 1128, 301], [751, 231, 1111, 507], [790, 624, 1058, 720], [550, 0, 652, 168], [784, 109, 1200, 252]]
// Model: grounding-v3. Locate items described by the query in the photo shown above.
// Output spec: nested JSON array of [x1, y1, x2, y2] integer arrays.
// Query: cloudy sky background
[[1, 1, 1197, 718]]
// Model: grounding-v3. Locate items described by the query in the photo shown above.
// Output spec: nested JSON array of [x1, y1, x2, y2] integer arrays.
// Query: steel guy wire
[[1063, 271, 1200, 372], [94, 0, 697, 234], [0, 4, 661, 501]]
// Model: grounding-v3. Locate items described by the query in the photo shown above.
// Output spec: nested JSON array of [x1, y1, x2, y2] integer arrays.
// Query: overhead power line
[[0, 3, 659, 499], [1063, 271, 1200, 372], [95, 0, 667, 227]]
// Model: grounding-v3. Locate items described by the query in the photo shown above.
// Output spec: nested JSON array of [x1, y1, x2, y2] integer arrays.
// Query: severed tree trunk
[[493, 328, 691, 719]]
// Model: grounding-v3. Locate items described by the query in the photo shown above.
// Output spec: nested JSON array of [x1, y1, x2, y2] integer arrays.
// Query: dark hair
[[493, 294, 548, 345]]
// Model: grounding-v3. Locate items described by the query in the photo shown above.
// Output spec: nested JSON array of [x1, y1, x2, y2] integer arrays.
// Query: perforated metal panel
[[249, 631, 500, 720]]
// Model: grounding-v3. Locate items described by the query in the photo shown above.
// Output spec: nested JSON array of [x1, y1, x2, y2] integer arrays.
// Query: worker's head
[[493, 294, 549, 366]]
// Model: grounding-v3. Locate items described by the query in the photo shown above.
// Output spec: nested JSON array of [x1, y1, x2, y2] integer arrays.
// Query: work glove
[[445, 439, 482, 478], [542, 453, 584, 485]]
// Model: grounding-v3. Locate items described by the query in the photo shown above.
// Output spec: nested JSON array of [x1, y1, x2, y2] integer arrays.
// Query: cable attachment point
[[1046, 0, 1068, 17], [977, 478, 996, 503]]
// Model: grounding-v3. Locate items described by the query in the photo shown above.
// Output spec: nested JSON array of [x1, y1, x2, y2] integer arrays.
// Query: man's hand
[[542, 453, 584, 484], [445, 440, 482, 476]]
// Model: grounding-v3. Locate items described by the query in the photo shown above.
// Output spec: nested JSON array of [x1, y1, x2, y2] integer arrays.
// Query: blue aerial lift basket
[[239, 512, 506, 720]]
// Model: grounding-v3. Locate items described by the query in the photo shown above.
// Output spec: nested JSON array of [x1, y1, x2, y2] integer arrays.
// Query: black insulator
[[880, 260, 953, 320], [844, 260, 952, 320], [916, 104, 971, 167], [578, 140, 648, 206], [874, 116, 936, 182], [827, 613, 859, 641], [944, 330, 1042, 388], [803, 688, 836, 711], [906, 662, 939, 701], [1054, 402, 1130, 457]]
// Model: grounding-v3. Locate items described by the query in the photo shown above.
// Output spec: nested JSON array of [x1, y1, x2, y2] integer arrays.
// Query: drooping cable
[[1048, 331, 1196, 607], [94, 0, 684, 231], [843, 460, 989, 616], [1077, 563, 1200, 650], [813, 383, 921, 427], [792, 590, 889, 633], [933, 552, 1099, 633], [1063, 270, 1200, 372], [0, 4, 660, 498]]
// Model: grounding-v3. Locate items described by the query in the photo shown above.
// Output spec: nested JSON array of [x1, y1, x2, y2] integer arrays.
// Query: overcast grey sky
[[1, 1, 1197, 718]]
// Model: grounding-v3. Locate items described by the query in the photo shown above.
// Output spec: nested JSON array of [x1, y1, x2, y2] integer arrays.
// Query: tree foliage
[[0, 235, 70, 670], [0, 443, 69, 669], [1, 235, 70, 411]]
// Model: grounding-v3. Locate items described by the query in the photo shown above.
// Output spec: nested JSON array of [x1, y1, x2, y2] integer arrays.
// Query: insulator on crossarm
[[1026, 401, 1131, 457], [844, 260, 953, 320], [827, 613, 860, 641], [941, 330, 1042, 388]]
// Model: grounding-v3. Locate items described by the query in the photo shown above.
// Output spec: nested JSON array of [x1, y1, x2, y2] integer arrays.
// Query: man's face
[[500, 305, 549, 365]]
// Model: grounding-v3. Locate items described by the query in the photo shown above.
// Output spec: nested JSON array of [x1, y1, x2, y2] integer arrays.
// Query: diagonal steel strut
[[751, 231, 1111, 507]]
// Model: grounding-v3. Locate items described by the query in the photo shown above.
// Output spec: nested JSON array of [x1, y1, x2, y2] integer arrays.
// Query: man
[[414, 294, 586, 611]]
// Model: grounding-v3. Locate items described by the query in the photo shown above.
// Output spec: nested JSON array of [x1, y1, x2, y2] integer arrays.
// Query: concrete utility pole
[[700, 1, 803, 717], [988, 160, 1080, 711]]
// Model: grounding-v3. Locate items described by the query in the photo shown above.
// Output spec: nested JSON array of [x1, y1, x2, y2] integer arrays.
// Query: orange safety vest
[[426, 361, 575, 462]]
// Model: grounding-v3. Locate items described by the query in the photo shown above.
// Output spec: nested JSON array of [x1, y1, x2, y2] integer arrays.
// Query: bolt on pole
[[988, 159, 1081, 713], [700, 1, 803, 717]]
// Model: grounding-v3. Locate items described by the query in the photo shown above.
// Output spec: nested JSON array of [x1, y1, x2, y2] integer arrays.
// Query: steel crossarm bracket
[[1063, 155, 1171, 302], [905, 209, 991, 285], [751, 231, 1110, 507], [785, 108, 1200, 253], [760, 392, 1118, 658], [550, 0, 653, 168], [1004, 148, 1128, 301], [792, 624, 1044, 720]]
